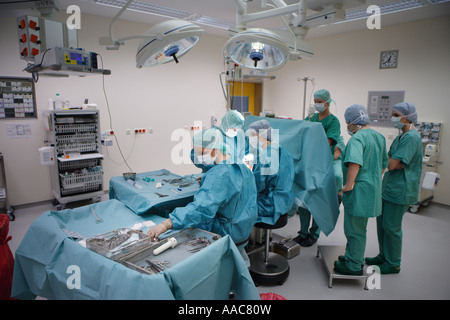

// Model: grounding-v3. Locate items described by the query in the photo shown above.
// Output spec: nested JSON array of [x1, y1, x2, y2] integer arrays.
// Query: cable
[[219, 71, 228, 102], [23, 48, 51, 83], [97, 53, 134, 172]]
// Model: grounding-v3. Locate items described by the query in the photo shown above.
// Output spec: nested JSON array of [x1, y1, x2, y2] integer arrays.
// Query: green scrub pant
[[376, 200, 409, 268], [343, 212, 369, 272], [298, 207, 320, 239]]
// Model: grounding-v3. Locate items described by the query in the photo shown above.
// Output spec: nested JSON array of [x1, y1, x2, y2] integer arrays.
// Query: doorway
[[228, 81, 262, 116]]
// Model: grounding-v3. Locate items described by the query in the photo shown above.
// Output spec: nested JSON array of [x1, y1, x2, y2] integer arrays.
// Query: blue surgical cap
[[220, 110, 245, 132], [193, 129, 231, 154], [393, 102, 418, 124], [249, 119, 272, 141], [345, 104, 370, 125]]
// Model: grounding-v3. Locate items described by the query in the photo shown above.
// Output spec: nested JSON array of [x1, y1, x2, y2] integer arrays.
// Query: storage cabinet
[[43, 110, 104, 210]]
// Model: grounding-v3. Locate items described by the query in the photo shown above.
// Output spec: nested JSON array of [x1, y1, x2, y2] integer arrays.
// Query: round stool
[[249, 214, 290, 286]]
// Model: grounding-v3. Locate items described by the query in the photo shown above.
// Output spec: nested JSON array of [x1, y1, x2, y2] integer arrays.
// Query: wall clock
[[380, 50, 399, 69]]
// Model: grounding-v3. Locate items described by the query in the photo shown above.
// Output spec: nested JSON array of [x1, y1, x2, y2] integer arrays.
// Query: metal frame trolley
[[43, 110, 104, 210]]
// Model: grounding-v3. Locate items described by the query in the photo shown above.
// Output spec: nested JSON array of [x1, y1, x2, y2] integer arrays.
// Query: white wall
[[263, 15, 450, 205], [0, 13, 228, 206]]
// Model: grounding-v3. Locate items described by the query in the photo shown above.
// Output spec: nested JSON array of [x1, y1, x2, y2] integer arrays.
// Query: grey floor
[[6, 197, 450, 300]]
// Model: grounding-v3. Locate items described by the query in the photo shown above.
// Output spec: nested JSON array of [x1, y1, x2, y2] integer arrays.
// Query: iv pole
[[298, 77, 314, 119]]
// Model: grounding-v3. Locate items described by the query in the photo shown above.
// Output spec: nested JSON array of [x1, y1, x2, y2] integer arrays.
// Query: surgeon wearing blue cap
[[248, 120, 295, 225], [148, 128, 257, 253], [366, 102, 422, 274], [334, 104, 388, 275]]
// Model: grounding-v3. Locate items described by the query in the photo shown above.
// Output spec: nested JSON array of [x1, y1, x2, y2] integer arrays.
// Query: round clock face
[[380, 51, 398, 69]]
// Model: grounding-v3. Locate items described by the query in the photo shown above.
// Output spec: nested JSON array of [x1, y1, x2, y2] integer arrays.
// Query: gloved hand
[[147, 219, 173, 241]]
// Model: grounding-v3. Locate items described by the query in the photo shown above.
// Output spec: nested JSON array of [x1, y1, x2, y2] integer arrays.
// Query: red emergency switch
[[20, 34, 27, 43], [30, 34, 39, 44], [21, 48, 28, 56], [18, 19, 26, 29], [31, 48, 39, 56], [29, 20, 38, 30]]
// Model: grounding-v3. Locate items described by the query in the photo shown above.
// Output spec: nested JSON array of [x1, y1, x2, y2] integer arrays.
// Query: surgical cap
[[193, 129, 231, 154], [393, 102, 418, 124], [220, 110, 245, 132], [344, 104, 370, 125], [314, 89, 333, 105], [249, 119, 272, 141]]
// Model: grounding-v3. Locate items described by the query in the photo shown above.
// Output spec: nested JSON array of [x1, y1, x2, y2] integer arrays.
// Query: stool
[[249, 214, 290, 286]]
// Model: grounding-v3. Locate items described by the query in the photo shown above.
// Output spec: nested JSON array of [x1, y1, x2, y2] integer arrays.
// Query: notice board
[[0, 77, 37, 119]]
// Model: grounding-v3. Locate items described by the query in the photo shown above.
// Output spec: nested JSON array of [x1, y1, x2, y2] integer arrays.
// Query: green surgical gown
[[169, 161, 257, 245], [382, 129, 423, 205], [306, 113, 341, 154], [342, 129, 388, 218]]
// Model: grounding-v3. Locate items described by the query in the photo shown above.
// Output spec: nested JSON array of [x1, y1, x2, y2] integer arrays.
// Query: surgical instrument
[[89, 205, 103, 223], [154, 192, 168, 198]]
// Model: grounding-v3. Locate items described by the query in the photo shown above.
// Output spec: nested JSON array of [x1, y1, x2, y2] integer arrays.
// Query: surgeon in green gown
[[366, 102, 422, 274], [148, 128, 258, 252], [296, 89, 341, 247], [334, 104, 388, 275], [248, 120, 295, 225]]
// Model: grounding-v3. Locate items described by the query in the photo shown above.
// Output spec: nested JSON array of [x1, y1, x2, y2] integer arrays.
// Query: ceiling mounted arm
[[98, 0, 203, 67], [234, 0, 306, 28]]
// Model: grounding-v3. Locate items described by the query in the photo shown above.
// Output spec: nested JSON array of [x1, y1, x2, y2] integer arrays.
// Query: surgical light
[[99, 0, 203, 68], [223, 28, 290, 72], [136, 19, 204, 68]]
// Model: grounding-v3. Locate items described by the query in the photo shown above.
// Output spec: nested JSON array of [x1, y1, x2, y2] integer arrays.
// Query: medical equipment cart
[[0, 153, 15, 221], [43, 109, 104, 210], [409, 122, 442, 213]]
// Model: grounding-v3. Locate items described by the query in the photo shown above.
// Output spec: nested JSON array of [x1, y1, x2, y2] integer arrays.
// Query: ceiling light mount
[[99, 0, 204, 67]]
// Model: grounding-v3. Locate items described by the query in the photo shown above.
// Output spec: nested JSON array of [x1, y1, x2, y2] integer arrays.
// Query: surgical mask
[[347, 124, 361, 136], [226, 129, 238, 138], [197, 153, 216, 165], [249, 136, 259, 149], [391, 116, 405, 129], [314, 103, 326, 113]]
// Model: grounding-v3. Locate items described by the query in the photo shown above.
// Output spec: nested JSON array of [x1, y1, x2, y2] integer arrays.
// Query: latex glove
[[146, 219, 172, 241]]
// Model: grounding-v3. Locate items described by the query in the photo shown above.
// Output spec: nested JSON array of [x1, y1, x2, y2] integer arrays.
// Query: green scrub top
[[342, 128, 388, 218], [382, 129, 423, 205], [306, 113, 341, 154]]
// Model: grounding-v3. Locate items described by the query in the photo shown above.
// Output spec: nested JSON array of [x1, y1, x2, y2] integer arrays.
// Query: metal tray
[[119, 227, 221, 275], [86, 227, 153, 261]]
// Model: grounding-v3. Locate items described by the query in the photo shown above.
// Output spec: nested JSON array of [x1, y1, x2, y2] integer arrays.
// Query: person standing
[[366, 102, 422, 274], [334, 104, 388, 275], [295, 89, 340, 247]]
